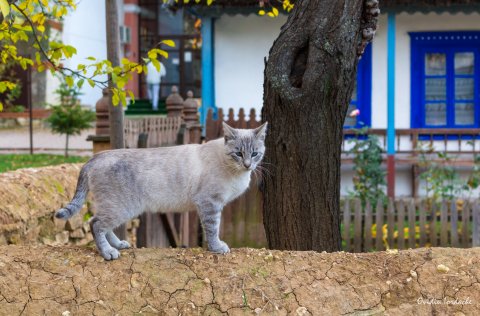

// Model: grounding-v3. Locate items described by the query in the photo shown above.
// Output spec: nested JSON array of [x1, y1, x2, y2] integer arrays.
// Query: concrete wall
[[214, 14, 287, 118]]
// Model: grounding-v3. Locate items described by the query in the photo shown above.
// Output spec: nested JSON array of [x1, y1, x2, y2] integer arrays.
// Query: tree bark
[[262, 0, 378, 251], [65, 134, 69, 158], [105, 0, 126, 239]]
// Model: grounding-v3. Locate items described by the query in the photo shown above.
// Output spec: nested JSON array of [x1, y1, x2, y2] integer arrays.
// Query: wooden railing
[[342, 128, 480, 166], [124, 116, 183, 148]]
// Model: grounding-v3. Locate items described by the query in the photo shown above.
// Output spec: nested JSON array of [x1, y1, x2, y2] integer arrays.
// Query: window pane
[[455, 78, 474, 100], [455, 52, 475, 75], [425, 53, 446, 75], [344, 104, 357, 127], [425, 103, 446, 126], [425, 78, 446, 100], [455, 103, 475, 125]]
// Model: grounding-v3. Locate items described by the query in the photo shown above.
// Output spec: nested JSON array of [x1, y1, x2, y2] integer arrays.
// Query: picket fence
[[343, 198, 480, 252]]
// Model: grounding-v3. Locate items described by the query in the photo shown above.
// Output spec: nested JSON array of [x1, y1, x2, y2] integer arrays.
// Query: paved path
[[0, 126, 94, 156]]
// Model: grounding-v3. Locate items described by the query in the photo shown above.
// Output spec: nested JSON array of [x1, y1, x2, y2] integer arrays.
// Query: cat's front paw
[[100, 247, 120, 260], [116, 240, 130, 249], [209, 240, 230, 254]]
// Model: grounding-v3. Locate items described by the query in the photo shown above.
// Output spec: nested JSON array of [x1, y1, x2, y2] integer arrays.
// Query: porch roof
[[174, 0, 480, 16]]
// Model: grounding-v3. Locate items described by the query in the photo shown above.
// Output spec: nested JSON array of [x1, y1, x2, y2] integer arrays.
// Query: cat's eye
[[252, 152, 258, 157], [235, 152, 243, 157]]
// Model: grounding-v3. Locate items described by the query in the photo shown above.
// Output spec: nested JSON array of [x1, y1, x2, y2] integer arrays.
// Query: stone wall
[[0, 164, 138, 247]]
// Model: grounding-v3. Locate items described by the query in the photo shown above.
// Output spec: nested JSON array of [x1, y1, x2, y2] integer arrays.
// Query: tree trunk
[[105, 0, 126, 239], [65, 134, 69, 158], [262, 0, 378, 251]]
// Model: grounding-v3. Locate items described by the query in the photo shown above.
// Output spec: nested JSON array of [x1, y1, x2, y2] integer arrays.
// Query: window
[[344, 43, 372, 128], [411, 32, 480, 128]]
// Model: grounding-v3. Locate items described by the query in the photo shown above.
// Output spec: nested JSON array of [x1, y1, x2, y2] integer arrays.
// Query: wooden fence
[[343, 198, 480, 252], [124, 116, 183, 148], [133, 106, 480, 252]]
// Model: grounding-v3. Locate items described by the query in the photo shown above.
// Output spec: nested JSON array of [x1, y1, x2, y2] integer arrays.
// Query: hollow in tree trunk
[[261, 0, 379, 251]]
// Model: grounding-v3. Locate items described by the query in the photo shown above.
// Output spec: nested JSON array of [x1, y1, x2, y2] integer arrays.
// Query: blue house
[[104, 0, 480, 196]]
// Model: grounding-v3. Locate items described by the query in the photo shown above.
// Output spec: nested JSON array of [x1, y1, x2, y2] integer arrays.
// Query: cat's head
[[222, 122, 268, 172]]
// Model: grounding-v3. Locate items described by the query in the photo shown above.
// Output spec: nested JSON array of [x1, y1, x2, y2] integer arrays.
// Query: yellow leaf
[[147, 50, 157, 59], [0, 101, 3, 111], [157, 49, 168, 59], [87, 79, 95, 88], [0, 0, 10, 18], [127, 90, 135, 103], [258, 10, 265, 16], [161, 40, 175, 48], [207, 0, 213, 5], [267, 12, 275, 17], [272, 7, 279, 16], [65, 76, 74, 87], [151, 58, 160, 72], [121, 57, 130, 65], [112, 92, 119, 106]]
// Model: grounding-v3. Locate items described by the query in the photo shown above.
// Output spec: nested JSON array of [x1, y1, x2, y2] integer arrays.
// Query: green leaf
[[0, 0, 10, 18], [161, 40, 176, 48], [0, 101, 3, 111], [86, 56, 96, 61], [77, 79, 84, 89], [87, 79, 95, 88], [121, 57, 130, 65]]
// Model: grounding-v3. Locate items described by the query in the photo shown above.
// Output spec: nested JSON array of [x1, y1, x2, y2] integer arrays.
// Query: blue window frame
[[344, 43, 372, 128], [411, 32, 480, 128]]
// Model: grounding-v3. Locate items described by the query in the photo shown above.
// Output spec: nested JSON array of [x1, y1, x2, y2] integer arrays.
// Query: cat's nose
[[243, 159, 251, 169]]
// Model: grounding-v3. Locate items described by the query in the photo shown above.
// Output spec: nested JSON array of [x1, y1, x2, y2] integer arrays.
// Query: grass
[[0, 154, 89, 173]]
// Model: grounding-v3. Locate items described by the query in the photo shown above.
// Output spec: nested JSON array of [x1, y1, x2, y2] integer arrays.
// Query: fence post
[[473, 201, 480, 247], [86, 88, 111, 153], [183, 90, 202, 144], [166, 86, 184, 118]]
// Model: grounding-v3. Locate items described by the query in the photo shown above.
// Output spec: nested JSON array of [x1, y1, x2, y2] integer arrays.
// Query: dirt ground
[[0, 246, 478, 315]]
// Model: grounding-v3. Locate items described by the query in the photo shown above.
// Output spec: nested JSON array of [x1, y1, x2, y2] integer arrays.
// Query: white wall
[[62, 0, 124, 108], [214, 14, 287, 118]]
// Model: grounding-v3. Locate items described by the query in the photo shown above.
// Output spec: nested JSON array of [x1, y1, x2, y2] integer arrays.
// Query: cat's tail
[[55, 164, 90, 220]]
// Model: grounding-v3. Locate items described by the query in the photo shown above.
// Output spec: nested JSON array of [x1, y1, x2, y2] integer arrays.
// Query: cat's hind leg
[[89, 217, 120, 260], [106, 231, 130, 250]]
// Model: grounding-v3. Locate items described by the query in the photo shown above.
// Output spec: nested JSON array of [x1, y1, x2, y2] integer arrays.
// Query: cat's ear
[[253, 122, 268, 141], [223, 122, 238, 142]]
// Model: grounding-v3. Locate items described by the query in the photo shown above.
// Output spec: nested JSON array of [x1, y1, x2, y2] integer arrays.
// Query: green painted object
[[125, 99, 167, 116]]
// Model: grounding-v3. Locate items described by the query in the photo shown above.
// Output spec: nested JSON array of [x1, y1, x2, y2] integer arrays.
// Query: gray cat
[[55, 122, 267, 260]]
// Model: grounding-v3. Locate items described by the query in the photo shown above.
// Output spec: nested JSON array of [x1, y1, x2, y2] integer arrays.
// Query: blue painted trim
[[410, 31, 480, 130], [201, 17, 216, 128], [387, 13, 396, 155], [345, 43, 372, 129]]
